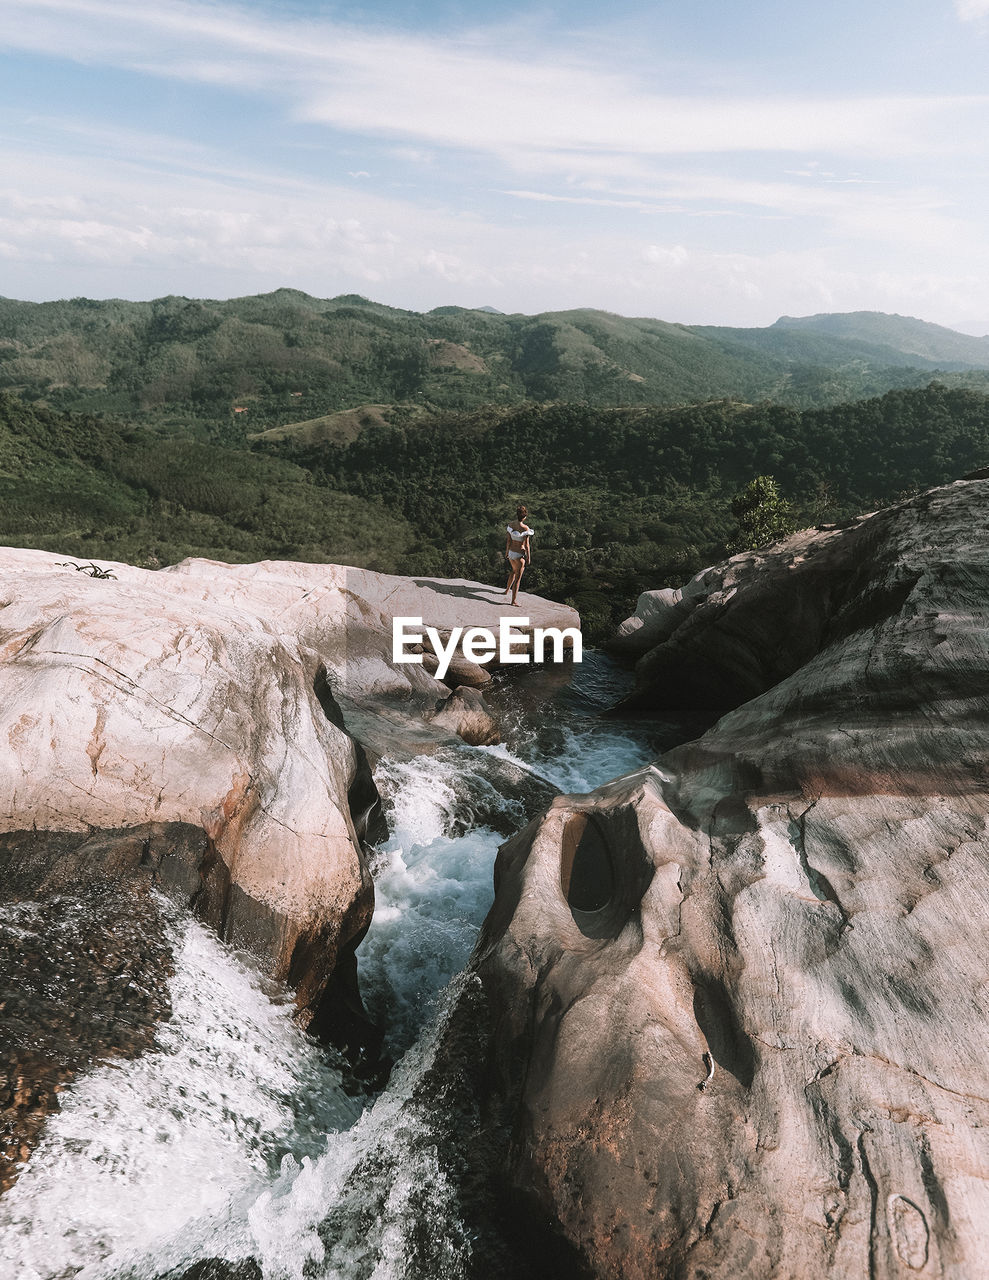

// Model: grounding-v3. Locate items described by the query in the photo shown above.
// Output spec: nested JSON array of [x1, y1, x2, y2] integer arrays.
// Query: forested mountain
[[697, 311, 989, 390], [3, 291, 988, 442], [772, 311, 989, 365], [5, 381, 989, 638]]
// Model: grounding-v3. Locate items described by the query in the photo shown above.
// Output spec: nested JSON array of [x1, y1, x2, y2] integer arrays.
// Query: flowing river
[[0, 653, 683, 1280]]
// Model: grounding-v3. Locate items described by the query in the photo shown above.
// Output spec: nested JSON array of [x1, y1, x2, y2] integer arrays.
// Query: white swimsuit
[[507, 525, 533, 561]]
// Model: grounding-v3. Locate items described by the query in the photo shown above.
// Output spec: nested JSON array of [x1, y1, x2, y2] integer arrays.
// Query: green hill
[[699, 311, 989, 378], [4, 291, 988, 443], [772, 311, 989, 365]]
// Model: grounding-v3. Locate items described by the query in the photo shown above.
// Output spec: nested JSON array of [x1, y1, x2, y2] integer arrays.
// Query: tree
[[729, 475, 795, 552]]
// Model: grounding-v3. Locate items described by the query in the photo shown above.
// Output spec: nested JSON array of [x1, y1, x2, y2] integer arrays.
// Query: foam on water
[[493, 721, 655, 796], [360, 752, 509, 1059], [352, 659, 661, 1062], [0, 652, 683, 1279], [238, 979, 476, 1280], [0, 909, 360, 1280]]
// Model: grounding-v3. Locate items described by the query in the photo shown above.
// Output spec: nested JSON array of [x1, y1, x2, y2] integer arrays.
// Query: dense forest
[[3, 380, 988, 639], [0, 393, 414, 572]]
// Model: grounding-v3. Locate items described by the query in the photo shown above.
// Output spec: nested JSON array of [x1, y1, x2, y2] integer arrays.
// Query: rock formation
[[0, 547, 577, 1184], [0, 550, 374, 1011], [607, 569, 721, 661], [454, 478, 989, 1278]]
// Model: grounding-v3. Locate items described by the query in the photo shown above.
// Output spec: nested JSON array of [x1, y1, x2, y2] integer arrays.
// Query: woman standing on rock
[[504, 504, 533, 607]]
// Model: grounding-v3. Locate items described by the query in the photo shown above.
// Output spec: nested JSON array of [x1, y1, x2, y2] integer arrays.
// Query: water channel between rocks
[[0, 652, 687, 1280]]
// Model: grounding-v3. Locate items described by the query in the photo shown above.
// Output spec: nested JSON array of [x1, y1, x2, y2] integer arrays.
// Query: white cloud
[[643, 245, 690, 268], [390, 149, 437, 167], [0, 0, 987, 330], [503, 190, 689, 214], [1, 106, 987, 330], [1, 0, 986, 166], [504, 169, 965, 263], [0, 138, 509, 299], [955, 0, 989, 19]]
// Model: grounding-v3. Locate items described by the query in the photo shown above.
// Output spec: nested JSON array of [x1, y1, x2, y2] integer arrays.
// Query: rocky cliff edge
[[447, 476, 989, 1279]]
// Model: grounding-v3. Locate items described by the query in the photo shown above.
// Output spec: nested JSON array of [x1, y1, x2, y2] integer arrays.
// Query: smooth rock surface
[[156, 557, 577, 754], [0, 549, 577, 1010], [453, 478, 989, 1278], [0, 548, 576, 1191], [609, 586, 686, 657], [0, 552, 372, 1022]]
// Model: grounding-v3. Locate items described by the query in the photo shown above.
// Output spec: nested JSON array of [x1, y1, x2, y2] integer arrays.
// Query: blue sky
[[1, 0, 989, 328]]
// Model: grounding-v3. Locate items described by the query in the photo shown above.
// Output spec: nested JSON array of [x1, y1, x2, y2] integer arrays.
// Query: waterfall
[[0, 653, 673, 1279]]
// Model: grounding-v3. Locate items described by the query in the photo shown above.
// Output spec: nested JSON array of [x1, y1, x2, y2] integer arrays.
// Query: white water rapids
[[0, 655, 675, 1280]]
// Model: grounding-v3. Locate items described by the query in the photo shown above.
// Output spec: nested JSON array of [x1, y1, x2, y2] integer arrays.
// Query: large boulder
[[0, 547, 577, 1186], [148, 557, 578, 758], [0, 549, 579, 1002], [608, 567, 721, 660], [453, 478, 989, 1278], [0, 552, 375, 1018], [609, 512, 885, 719]]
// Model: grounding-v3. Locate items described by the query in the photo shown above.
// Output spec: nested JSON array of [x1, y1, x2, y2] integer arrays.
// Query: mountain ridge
[[2, 291, 988, 441]]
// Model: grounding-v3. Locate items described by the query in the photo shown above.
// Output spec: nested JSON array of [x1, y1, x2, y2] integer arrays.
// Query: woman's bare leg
[[510, 557, 525, 605]]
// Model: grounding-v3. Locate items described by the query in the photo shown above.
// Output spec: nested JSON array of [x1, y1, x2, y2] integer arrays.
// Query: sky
[[2, 0, 989, 328]]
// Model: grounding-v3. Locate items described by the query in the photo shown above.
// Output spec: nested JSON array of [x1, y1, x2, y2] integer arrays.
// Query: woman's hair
[[516, 504, 528, 522]]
